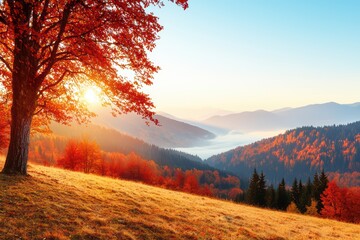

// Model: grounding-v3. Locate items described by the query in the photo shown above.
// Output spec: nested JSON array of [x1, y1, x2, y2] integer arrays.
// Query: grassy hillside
[[1, 158, 359, 240]]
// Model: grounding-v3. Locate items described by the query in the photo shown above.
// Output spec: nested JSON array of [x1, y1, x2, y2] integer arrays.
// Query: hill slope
[[94, 112, 216, 148], [49, 122, 214, 170], [1, 158, 359, 240], [206, 122, 360, 186]]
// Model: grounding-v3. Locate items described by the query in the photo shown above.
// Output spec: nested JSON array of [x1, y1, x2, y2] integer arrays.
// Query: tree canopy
[[0, 0, 188, 174]]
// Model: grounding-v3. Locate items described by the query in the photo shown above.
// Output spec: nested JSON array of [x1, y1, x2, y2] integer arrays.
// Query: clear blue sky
[[145, 0, 360, 120]]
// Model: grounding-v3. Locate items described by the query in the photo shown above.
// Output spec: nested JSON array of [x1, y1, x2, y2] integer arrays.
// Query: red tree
[[0, 0, 188, 175], [321, 181, 360, 223], [57, 139, 80, 170]]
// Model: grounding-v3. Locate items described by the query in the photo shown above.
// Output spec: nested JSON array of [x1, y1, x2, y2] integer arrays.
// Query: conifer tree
[[247, 169, 260, 205], [298, 179, 307, 213], [258, 171, 267, 207], [305, 177, 313, 206], [317, 170, 329, 213], [277, 178, 289, 210], [291, 178, 299, 206], [312, 172, 321, 209], [266, 184, 276, 209]]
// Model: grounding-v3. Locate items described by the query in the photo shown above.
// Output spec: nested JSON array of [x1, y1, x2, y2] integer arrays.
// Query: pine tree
[[266, 184, 276, 209], [312, 172, 321, 212], [297, 177, 313, 214], [277, 178, 289, 211], [298, 179, 307, 213], [291, 178, 300, 206], [258, 171, 267, 207], [247, 169, 260, 205], [317, 170, 329, 213], [305, 177, 313, 206]]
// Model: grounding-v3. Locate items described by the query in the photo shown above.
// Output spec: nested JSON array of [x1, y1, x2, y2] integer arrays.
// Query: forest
[[207, 122, 360, 186], [237, 169, 360, 223]]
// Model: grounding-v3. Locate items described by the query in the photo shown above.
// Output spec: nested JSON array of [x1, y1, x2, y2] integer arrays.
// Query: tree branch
[[38, 70, 68, 95], [35, 2, 75, 85], [0, 55, 12, 72]]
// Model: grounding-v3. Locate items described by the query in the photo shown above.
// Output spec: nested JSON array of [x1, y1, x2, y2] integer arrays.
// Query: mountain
[[49, 122, 222, 172], [157, 111, 229, 135], [1, 158, 359, 239], [206, 122, 360, 186], [93, 111, 216, 148], [203, 102, 360, 132]]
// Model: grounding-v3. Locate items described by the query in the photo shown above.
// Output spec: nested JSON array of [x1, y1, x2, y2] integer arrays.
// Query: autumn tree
[[0, 0, 188, 175], [57, 139, 80, 170], [78, 137, 101, 174], [320, 181, 360, 223]]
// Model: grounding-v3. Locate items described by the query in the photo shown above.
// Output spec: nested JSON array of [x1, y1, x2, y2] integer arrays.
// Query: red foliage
[[0, 0, 188, 174], [321, 181, 360, 223], [53, 138, 243, 199]]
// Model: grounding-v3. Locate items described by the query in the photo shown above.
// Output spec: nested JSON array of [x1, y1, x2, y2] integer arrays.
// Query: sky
[[143, 0, 360, 120]]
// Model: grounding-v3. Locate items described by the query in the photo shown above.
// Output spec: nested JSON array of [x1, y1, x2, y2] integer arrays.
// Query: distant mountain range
[[205, 121, 360, 187], [203, 102, 360, 132], [93, 112, 216, 148]]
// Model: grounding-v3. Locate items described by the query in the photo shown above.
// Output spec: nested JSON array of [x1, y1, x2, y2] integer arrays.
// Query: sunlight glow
[[83, 87, 100, 106]]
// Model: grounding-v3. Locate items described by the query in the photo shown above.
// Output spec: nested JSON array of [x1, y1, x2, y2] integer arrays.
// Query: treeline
[[47, 123, 225, 173], [206, 121, 360, 186], [236, 169, 359, 223], [56, 138, 243, 199]]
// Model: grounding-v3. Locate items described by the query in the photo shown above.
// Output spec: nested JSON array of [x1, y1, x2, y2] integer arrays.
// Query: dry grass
[[0, 157, 359, 240]]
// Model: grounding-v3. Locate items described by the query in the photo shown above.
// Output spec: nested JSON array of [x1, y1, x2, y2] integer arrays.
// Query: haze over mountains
[[203, 102, 360, 132], [93, 111, 216, 148], [85, 102, 360, 159]]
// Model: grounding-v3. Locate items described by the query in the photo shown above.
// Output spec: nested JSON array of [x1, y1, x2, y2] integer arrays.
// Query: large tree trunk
[[2, 34, 38, 175], [2, 106, 34, 175]]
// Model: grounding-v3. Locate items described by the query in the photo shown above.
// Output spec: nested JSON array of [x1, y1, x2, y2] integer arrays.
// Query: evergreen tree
[[305, 177, 313, 206], [317, 170, 329, 213], [277, 178, 289, 210], [247, 169, 260, 205], [291, 178, 300, 205], [266, 184, 276, 209], [312, 172, 321, 207], [258, 171, 267, 207], [297, 177, 313, 214], [298, 179, 307, 213]]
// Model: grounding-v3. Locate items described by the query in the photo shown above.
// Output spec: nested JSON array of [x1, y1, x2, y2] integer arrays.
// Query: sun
[[83, 87, 100, 105]]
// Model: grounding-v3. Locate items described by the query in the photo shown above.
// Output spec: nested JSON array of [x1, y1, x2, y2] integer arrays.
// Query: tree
[[266, 184, 276, 209], [317, 170, 329, 213], [258, 171, 267, 207], [247, 169, 260, 205], [277, 178, 289, 211], [291, 178, 299, 206], [78, 137, 101, 174], [321, 181, 360, 223], [0, 0, 188, 175], [57, 139, 80, 170]]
